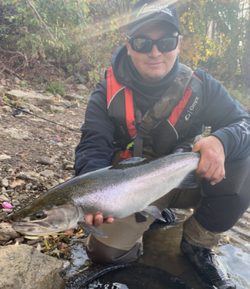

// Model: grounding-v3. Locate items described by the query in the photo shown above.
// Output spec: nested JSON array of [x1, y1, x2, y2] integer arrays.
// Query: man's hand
[[85, 213, 114, 227], [192, 136, 226, 185]]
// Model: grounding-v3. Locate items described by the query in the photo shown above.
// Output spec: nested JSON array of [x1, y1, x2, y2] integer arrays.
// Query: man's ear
[[125, 38, 131, 56]]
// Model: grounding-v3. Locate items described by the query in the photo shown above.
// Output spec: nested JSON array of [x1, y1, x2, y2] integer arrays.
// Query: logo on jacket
[[239, 119, 250, 135], [185, 96, 199, 121]]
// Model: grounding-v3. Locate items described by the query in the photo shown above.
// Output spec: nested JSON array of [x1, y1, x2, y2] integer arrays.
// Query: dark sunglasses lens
[[158, 37, 178, 52], [132, 38, 152, 53]]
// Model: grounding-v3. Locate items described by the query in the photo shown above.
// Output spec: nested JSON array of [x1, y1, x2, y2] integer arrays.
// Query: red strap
[[125, 87, 136, 139], [107, 67, 124, 107], [168, 86, 193, 127], [107, 67, 136, 139]]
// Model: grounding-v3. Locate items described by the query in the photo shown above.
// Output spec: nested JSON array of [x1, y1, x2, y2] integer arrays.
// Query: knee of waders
[[86, 235, 142, 265]]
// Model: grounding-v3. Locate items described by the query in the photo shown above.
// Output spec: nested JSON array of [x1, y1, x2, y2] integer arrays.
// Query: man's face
[[125, 22, 181, 83]]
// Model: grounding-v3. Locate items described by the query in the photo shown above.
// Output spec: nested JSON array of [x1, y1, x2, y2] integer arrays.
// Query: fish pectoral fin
[[143, 205, 166, 222], [77, 221, 108, 238], [176, 172, 198, 189]]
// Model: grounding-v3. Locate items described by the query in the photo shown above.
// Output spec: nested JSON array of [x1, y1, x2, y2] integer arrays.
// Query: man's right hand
[[85, 213, 114, 227]]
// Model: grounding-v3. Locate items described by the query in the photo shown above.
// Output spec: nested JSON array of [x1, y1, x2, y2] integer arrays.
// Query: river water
[[64, 207, 250, 288]]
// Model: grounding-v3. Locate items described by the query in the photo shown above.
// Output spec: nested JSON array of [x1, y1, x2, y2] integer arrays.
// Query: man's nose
[[148, 44, 161, 57]]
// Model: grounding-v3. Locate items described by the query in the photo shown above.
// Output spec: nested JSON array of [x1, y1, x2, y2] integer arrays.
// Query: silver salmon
[[11, 152, 200, 238]]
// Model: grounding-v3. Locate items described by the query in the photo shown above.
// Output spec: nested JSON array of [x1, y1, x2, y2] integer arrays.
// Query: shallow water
[[64, 208, 250, 288]]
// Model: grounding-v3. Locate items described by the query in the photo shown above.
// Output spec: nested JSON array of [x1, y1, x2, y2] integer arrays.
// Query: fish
[[11, 152, 200, 238]]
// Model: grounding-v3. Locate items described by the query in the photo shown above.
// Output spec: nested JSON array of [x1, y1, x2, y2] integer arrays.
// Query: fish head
[[11, 197, 83, 236]]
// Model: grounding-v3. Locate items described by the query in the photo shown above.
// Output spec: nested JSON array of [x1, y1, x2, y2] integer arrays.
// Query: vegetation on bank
[[0, 0, 249, 101]]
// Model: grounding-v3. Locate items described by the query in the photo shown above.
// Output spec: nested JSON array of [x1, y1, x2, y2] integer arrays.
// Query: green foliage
[[0, 0, 249, 92], [46, 81, 66, 96], [227, 86, 250, 105], [178, 0, 250, 88]]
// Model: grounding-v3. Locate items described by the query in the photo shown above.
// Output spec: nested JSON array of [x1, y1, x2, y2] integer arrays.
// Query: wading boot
[[180, 238, 236, 289]]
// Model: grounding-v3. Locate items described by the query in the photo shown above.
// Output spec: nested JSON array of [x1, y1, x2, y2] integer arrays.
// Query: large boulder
[[6, 90, 53, 106], [0, 244, 65, 289]]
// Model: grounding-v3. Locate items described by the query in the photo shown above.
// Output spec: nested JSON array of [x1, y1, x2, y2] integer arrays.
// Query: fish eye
[[30, 211, 47, 220]]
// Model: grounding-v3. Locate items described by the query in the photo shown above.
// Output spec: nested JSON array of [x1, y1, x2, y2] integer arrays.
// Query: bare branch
[[26, 0, 57, 43]]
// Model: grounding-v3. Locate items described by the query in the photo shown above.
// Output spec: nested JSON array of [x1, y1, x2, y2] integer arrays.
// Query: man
[[75, 0, 250, 288]]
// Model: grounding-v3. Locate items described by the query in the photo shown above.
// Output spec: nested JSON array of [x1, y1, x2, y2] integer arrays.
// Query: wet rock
[[38, 156, 56, 165], [0, 244, 65, 289], [6, 90, 53, 106], [0, 178, 9, 187], [16, 171, 40, 181], [0, 155, 11, 161], [0, 226, 19, 242]]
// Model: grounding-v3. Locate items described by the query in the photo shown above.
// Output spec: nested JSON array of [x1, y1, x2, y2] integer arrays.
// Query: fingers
[[85, 213, 114, 227], [192, 136, 226, 185], [197, 163, 225, 185], [65, 229, 74, 235], [105, 217, 114, 224], [196, 154, 225, 185]]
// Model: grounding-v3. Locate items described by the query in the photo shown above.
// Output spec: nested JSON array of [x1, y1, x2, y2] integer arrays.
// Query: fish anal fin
[[139, 211, 149, 218], [176, 172, 198, 189], [143, 205, 166, 222], [78, 221, 108, 238]]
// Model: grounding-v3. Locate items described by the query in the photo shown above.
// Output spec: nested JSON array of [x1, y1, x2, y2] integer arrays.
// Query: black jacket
[[75, 46, 250, 176]]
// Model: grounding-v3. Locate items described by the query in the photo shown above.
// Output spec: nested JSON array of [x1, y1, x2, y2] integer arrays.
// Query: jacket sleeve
[[74, 80, 116, 176], [195, 69, 250, 161]]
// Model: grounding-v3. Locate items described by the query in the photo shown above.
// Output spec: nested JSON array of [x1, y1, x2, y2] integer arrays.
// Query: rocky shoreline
[[0, 81, 90, 288]]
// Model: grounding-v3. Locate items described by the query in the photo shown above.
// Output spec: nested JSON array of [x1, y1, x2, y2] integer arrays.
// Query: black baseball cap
[[127, 0, 181, 36]]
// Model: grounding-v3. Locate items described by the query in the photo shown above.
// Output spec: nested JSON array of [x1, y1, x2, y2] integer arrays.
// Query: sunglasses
[[127, 33, 179, 54]]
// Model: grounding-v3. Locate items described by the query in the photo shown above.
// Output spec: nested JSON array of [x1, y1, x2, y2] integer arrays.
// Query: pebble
[[40, 170, 54, 178], [0, 195, 11, 202], [38, 156, 56, 165], [0, 178, 9, 187], [0, 155, 11, 161], [16, 171, 40, 181], [12, 199, 20, 206]]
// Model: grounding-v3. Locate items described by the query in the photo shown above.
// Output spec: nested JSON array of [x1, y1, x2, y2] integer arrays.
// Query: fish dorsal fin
[[119, 157, 146, 165], [176, 172, 198, 189]]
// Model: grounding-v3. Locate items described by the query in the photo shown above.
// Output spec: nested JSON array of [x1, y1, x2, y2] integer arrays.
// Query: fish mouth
[[12, 221, 61, 236]]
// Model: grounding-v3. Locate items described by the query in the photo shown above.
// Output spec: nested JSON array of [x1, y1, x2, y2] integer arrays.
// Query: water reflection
[[64, 207, 250, 288]]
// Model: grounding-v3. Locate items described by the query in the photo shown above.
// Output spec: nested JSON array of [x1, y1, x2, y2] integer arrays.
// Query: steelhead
[[11, 152, 200, 238]]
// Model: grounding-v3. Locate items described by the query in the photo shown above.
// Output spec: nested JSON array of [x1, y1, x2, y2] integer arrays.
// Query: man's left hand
[[192, 136, 225, 185]]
